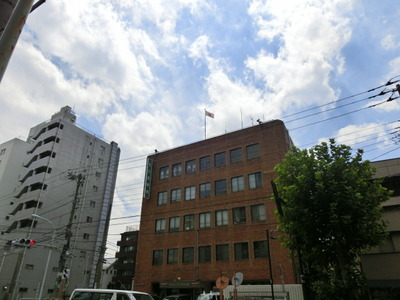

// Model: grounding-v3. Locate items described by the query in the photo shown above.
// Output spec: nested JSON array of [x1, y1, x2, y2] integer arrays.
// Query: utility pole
[[56, 172, 84, 299]]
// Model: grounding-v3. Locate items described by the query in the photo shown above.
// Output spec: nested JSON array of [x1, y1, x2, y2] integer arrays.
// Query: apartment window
[[167, 248, 178, 264], [100, 145, 105, 155], [199, 182, 211, 198], [251, 204, 266, 222], [93, 185, 98, 192], [214, 152, 226, 167], [25, 264, 34, 270], [95, 172, 101, 178], [200, 156, 211, 170], [171, 188, 181, 203], [231, 176, 244, 192], [185, 186, 195, 200], [247, 143, 260, 159], [98, 158, 104, 166], [216, 244, 229, 261], [186, 159, 196, 174], [80, 251, 87, 258], [215, 179, 227, 195], [90, 201, 96, 208], [216, 209, 228, 226], [157, 191, 168, 205], [234, 242, 249, 260], [184, 214, 195, 231], [254, 240, 268, 258], [249, 172, 262, 189], [230, 148, 242, 163], [199, 212, 211, 229], [153, 250, 163, 265], [232, 207, 246, 225], [86, 216, 92, 223], [199, 246, 211, 263], [155, 219, 166, 233], [160, 166, 169, 179], [0, 149, 5, 155], [83, 233, 90, 240], [169, 216, 180, 232], [172, 163, 182, 177], [182, 247, 194, 264]]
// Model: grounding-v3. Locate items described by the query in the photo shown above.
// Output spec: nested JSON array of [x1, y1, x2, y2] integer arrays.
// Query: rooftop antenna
[[250, 116, 254, 126]]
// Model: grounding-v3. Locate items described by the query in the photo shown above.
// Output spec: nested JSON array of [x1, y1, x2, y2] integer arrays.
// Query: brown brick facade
[[135, 120, 298, 296]]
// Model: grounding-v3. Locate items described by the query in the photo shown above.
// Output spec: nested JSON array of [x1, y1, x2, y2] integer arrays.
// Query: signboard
[[143, 158, 153, 199]]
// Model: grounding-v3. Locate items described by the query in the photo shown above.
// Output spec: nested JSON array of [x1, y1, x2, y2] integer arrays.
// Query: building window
[[216, 209, 228, 226], [83, 233, 90, 240], [0, 149, 6, 155], [90, 201, 96, 208], [153, 250, 163, 265], [167, 248, 178, 264], [184, 214, 195, 231], [251, 204, 266, 222], [199, 182, 211, 198], [100, 145, 105, 155], [254, 240, 268, 258], [199, 212, 211, 229], [230, 148, 242, 163], [155, 219, 166, 233], [214, 152, 226, 167], [86, 216, 92, 223], [171, 188, 181, 203], [199, 246, 211, 263], [216, 244, 229, 261], [247, 143, 260, 159], [215, 179, 227, 195], [172, 163, 182, 177], [231, 176, 244, 192], [200, 156, 211, 170], [232, 207, 246, 225], [157, 191, 168, 205], [92, 185, 98, 192], [169, 216, 180, 232], [186, 159, 196, 174], [182, 247, 194, 264], [95, 172, 101, 178], [25, 264, 34, 270], [160, 166, 169, 179], [234, 242, 249, 260], [248, 172, 262, 189], [185, 186, 195, 200]]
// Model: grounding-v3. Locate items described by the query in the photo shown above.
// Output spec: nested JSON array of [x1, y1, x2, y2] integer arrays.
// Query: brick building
[[134, 120, 302, 299]]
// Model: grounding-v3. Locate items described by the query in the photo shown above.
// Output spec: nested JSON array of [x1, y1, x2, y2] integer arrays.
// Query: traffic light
[[11, 238, 36, 247]]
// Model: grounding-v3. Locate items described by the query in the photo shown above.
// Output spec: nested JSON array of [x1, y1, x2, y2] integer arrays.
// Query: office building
[[0, 106, 120, 300], [135, 120, 303, 299], [362, 158, 400, 299]]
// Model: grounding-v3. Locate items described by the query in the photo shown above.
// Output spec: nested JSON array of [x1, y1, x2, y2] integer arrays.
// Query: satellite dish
[[216, 275, 229, 290], [232, 272, 243, 286]]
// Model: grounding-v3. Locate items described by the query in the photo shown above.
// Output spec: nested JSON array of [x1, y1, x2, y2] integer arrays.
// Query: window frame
[[200, 156, 211, 170], [234, 242, 249, 261], [230, 148, 242, 163], [157, 191, 168, 205], [248, 172, 262, 189], [216, 244, 229, 261], [184, 214, 195, 231], [186, 159, 196, 174], [198, 245, 211, 263], [182, 247, 194, 264], [254, 240, 268, 258], [214, 152, 226, 167], [172, 163, 182, 177], [159, 166, 169, 179], [171, 188, 181, 203], [199, 212, 211, 229], [199, 182, 211, 198], [215, 179, 227, 196], [216, 209, 228, 226], [167, 248, 178, 264], [155, 218, 166, 233], [246, 143, 260, 160], [169, 216, 180, 232], [251, 204, 266, 222], [232, 207, 246, 225], [231, 176, 244, 192], [185, 186, 196, 200]]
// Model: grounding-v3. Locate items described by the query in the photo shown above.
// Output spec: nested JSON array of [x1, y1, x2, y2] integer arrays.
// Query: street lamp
[[266, 229, 276, 300], [31, 214, 56, 300]]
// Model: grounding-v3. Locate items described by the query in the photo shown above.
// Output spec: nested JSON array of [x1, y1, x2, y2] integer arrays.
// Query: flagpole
[[204, 109, 206, 139]]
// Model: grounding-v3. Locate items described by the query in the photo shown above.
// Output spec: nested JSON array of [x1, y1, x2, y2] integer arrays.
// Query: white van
[[70, 289, 155, 300]]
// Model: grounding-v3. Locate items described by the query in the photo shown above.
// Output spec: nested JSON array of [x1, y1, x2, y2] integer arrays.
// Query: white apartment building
[[0, 106, 120, 300]]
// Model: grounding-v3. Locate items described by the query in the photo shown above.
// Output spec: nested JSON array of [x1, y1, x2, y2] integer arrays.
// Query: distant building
[[0, 106, 120, 300], [111, 229, 139, 290], [135, 120, 303, 300], [362, 158, 400, 299], [100, 259, 117, 289]]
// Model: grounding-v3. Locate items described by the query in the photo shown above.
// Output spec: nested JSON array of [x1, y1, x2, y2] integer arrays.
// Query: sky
[[0, 0, 400, 258]]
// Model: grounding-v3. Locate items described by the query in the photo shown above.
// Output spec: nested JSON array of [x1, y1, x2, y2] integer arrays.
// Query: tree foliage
[[274, 139, 390, 299]]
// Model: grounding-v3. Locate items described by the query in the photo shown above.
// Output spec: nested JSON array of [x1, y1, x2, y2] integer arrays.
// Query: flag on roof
[[205, 110, 214, 118]]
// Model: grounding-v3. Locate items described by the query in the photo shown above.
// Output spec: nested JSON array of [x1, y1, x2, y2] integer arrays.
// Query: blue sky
[[1, 0, 399, 256]]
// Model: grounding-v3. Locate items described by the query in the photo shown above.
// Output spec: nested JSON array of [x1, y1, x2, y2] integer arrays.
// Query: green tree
[[274, 139, 390, 299]]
